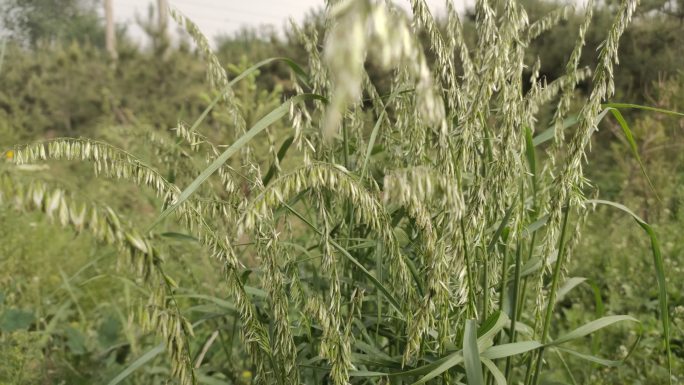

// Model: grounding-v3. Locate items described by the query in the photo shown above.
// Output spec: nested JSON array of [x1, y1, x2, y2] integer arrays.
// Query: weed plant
[[1, 0, 679, 384]]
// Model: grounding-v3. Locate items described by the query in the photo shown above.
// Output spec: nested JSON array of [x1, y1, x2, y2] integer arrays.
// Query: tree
[[0, 0, 104, 46]]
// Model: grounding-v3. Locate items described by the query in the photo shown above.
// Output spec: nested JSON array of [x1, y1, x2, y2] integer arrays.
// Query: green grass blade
[[360, 108, 388, 178], [555, 325, 641, 370], [482, 341, 543, 360], [349, 370, 393, 377], [481, 357, 506, 385], [174, 294, 238, 311], [330, 239, 402, 314], [552, 347, 622, 367], [58, 268, 86, 324], [349, 350, 463, 380], [602, 103, 684, 117], [360, 88, 406, 178], [188, 57, 311, 135], [555, 277, 587, 304], [280, 201, 403, 314], [586, 199, 672, 382], [548, 315, 638, 346], [487, 205, 515, 253], [38, 300, 72, 348], [410, 352, 464, 384], [521, 215, 548, 237], [262, 135, 294, 186], [477, 311, 509, 350], [602, 107, 659, 200], [532, 116, 579, 147], [149, 93, 326, 230], [524, 126, 536, 183], [464, 319, 485, 385], [106, 343, 166, 385]]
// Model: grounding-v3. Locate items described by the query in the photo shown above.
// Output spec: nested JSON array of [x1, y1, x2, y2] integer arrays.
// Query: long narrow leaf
[[549, 315, 638, 346], [188, 57, 311, 135], [602, 107, 659, 199], [586, 199, 672, 381], [262, 136, 294, 186], [602, 103, 684, 117], [349, 350, 463, 380], [555, 277, 587, 303], [411, 352, 464, 384], [481, 358, 506, 385], [107, 343, 166, 385], [464, 319, 484, 385], [482, 341, 543, 360], [280, 202, 403, 314], [149, 93, 326, 230]]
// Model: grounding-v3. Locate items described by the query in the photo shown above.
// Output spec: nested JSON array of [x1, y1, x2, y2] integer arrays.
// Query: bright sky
[[113, 0, 475, 44]]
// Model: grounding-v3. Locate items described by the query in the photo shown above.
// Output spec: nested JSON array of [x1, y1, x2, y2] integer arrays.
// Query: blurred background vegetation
[[0, 0, 682, 383]]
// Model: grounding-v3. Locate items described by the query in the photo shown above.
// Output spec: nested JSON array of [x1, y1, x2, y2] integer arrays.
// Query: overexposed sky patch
[[113, 0, 474, 44], [111, 0, 589, 45]]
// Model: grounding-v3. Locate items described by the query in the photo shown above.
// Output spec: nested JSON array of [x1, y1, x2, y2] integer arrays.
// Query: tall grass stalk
[[2, 0, 676, 384]]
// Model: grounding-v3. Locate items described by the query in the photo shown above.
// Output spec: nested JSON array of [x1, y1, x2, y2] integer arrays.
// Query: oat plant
[[1, 0, 676, 384]]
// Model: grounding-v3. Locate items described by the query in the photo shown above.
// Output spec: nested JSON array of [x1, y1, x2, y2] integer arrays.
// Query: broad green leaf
[[549, 315, 638, 346], [106, 343, 166, 385], [0, 308, 35, 332], [65, 326, 87, 355], [464, 319, 484, 385], [481, 357, 506, 385], [521, 215, 548, 237], [555, 277, 587, 303], [532, 116, 578, 147], [350, 350, 463, 381], [477, 311, 509, 351], [482, 341, 543, 360], [411, 351, 464, 384]]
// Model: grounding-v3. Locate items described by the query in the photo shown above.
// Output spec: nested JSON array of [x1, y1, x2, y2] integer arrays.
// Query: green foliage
[[0, 1, 682, 385], [0, 0, 104, 46]]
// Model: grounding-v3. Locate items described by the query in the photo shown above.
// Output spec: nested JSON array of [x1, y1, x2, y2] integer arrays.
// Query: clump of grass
[[1, 0, 676, 384]]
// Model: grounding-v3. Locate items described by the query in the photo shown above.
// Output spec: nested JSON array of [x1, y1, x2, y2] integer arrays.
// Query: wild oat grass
[[1, 0, 676, 384]]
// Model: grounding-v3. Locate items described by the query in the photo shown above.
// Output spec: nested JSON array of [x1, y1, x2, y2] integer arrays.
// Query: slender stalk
[[498, 243, 510, 313], [505, 241, 522, 381], [483, 247, 489, 321], [531, 204, 572, 385], [461, 218, 477, 318]]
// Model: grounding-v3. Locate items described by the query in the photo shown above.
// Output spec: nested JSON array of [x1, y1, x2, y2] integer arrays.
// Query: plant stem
[[531, 204, 571, 385], [505, 241, 522, 381]]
